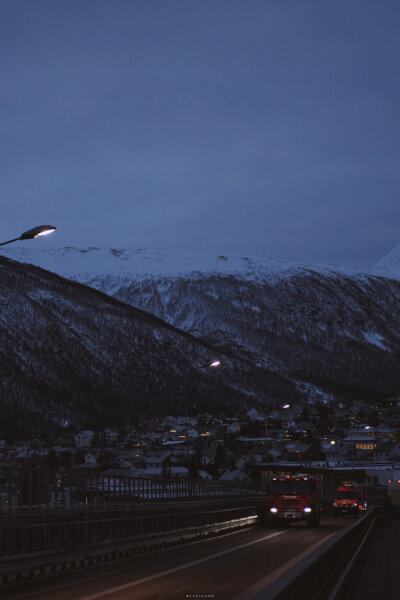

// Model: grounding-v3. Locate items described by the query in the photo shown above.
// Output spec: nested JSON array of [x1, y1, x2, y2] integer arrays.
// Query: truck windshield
[[336, 491, 358, 500], [270, 480, 311, 494]]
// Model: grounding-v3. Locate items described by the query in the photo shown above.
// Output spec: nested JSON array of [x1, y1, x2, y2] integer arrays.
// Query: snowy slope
[[2, 254, 290, 441], [2, 246, 400, 411], [0, 246, 372, 282], [374, 242, 400, 278]]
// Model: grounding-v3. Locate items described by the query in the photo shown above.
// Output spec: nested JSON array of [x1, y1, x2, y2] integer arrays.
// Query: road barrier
[[0, 499, 263, 584]]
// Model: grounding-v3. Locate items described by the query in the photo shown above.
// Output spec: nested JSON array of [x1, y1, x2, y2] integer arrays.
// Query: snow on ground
[[363, 331, 391, 352], [0, 246, 378, 283], [373, 242, 400, 280]]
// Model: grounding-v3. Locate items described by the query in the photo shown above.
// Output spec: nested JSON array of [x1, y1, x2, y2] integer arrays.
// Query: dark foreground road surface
[[2, 517, 351, 600], [355, 518, 400, 600]]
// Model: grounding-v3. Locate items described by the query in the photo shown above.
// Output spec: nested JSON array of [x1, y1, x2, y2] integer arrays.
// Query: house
[[75, 431, 95, 449], [325, 446, 346, 466], [143, 452, 172, 469], [104, 428, 119, 444], [198, 470, 213, 480], [84, 452, 97, 465], [284, 443, 324, 463], [266, 447, 283, 461], [374, 443, 394, 463], [342, 428, 376, 451], [135, 466, 188, 479], [374, 426, 397, 442], [219, 469, 250, 483], [200, 447, 217, 467]]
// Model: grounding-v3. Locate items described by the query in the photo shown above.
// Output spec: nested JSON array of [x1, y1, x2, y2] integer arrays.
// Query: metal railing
[[1, 467, 264, 512], [0, 501, 264, 555]]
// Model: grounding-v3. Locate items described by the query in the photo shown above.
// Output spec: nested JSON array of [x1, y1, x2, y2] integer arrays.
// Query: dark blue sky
[[1, 0, 399, 267]]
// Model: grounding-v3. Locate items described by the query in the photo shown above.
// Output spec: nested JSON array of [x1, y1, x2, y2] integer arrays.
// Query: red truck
[[268, 474, 321, 526], [333, 481, 367, 518]]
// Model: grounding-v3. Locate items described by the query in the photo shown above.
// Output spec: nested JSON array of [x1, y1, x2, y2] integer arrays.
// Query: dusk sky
[[1, 0, 399, 267]]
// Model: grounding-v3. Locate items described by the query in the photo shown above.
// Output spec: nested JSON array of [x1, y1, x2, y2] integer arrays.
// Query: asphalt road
[[2, 517, 351, 600]]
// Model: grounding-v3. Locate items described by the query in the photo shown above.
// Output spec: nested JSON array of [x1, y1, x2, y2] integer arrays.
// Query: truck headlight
[[270, 507, 278, 513], [352, 503, 357, 508], [304, 507, 312, 513]]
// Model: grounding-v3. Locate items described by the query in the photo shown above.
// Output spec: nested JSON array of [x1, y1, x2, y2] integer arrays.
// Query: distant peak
[[374, 241, 400, 277]]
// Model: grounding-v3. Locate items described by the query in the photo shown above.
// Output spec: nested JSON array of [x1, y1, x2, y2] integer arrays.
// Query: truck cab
[[268, 474, 321, 527], [333, 481, 367, 518]]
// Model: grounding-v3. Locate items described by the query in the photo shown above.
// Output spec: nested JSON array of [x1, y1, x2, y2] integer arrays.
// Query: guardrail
[[1, 468, 264, 511], [0, 498, 267, 556], [0, 500, 263, 584]]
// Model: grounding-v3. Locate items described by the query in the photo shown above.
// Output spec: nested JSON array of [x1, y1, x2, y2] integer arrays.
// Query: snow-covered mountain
[[2, 253, 294, 441], [0, 246, 370, 281], [374, 242, 400, 277], [2, 246, 400, 414]]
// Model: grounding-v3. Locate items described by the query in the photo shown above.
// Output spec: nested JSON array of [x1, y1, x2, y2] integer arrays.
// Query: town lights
[[0, 225, 56, 247]]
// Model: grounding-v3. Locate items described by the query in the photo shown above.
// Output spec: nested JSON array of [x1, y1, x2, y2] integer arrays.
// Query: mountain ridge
[[2, 247, 400, 424], [3, 254, 297, 441]]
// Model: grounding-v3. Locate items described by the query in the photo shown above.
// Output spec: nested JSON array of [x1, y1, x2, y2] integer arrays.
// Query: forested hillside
[[0, 256, 301, 440]]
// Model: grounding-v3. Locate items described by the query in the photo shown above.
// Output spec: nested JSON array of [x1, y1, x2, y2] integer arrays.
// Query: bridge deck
[[356, 518, 400, 600]]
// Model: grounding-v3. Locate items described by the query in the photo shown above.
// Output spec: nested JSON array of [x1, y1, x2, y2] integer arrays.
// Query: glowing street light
[[209, 361, 221, 368], [185, 360, 222, 477], [0, 225, 56, 247], [265, 403, 291, 461]]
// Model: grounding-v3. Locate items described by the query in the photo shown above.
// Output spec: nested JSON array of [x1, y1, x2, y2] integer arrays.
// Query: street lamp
[[265, 403, 290, 460], [185, 360, 221, 478], [0, 225, 56, 247]]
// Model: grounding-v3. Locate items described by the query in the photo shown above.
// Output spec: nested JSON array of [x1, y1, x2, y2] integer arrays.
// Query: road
[[2, 517, 351, 600]]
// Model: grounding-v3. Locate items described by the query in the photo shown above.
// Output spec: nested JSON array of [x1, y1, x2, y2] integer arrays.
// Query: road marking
[[232, 530, 340, 600], [78, 530, 289, 600]]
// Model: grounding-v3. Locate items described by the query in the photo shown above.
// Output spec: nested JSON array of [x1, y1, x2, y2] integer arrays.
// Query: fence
[[1, 465, 264, 512]]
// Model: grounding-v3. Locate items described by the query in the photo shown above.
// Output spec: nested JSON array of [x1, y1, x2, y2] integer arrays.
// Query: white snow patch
[[27, 290, 55, 301], [1, 246, 378, 285], [205, 290, 219, 300], [363, 331, 391, 351]]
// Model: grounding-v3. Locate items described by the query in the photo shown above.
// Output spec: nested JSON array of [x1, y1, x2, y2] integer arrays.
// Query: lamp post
[[185, 360, 221, 478], [265, 403, 290, 461], [0, 225, 56, 247], [0, 225, 56, 518]]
